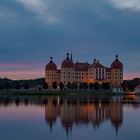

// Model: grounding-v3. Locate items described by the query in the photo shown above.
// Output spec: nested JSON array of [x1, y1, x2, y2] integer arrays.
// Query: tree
[[89, 83, 94, 90], [52, 82, 57, 90], [43, 82, 48, 89], [5, 82, 10, 90], [73, 83, 78, 90], [79, 83, 83, 90], [59, 82, 64, 91], [67, 82, 71, 90], [83, 82, 88, 90], [24, 83, 29, 89], [15, 81, 21, 90], [94, 82, 99, 90], [101, 82, 110, 90]]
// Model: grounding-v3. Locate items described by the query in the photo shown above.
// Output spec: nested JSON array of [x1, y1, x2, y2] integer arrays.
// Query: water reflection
[[45, 96, 123, 134], [0, 94, 139, 136]]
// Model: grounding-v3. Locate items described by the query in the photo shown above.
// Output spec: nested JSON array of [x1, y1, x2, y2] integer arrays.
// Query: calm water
[[0, 94, 140, 140]]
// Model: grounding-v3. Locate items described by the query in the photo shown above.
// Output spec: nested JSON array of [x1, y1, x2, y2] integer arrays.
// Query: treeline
[[45, 82, 111, 91], [0, 78, 44, 90], [0, 77, 140, 91], [0, 78, 110, 91], [122, 78, 140, 91]]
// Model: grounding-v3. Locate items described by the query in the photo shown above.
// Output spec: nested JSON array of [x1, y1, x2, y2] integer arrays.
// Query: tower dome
[[46, 57, 57, 71], [61, 53, 74, 68], [111, 55, 123, 69]]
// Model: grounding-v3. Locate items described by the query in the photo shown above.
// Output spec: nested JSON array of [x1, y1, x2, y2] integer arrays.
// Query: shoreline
[[0, 89, 137, 96]]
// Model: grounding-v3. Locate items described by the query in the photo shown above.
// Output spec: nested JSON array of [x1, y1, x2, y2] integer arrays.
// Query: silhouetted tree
[[83, 82, 88, 90], [89, 83, 94, 90], [52, 82, 57, 89], [79, 83, 83, 90], [94, 82, 99, 90], [24, 83, 29, 89], [59, 82, 64, 91], [101, 82, 110, 90], [15, 81, 21, 90], [67, 82, 71, 90], [43, 82, 48, 89], [70, 82, 77, 90], [5, 82, 10, 90], [73, 83, 78, 90]]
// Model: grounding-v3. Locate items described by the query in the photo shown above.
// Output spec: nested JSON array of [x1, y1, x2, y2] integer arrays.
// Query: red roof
[[61, 53, 74, 68], [46, 57, 57, 71], [75, 62, 90, 71], [111, 55, 123, 69], [61, 59, 74, 68]]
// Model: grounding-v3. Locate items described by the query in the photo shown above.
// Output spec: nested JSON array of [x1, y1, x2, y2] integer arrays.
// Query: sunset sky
[[0, 0, 140, 80]]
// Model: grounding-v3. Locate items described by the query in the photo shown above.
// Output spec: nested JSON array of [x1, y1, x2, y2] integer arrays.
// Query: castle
[[45, 53, 123, 88]]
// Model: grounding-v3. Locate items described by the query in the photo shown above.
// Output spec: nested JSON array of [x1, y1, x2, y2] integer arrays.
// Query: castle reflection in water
[[45, 96, 123, 134], [0, 94, 138, 135]]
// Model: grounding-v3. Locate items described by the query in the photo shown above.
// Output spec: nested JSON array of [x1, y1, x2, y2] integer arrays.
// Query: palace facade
[[45, 53, 123, 88]]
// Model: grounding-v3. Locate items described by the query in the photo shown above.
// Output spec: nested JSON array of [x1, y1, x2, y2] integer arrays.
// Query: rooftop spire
[[115, 54, 119, 61], [66, 53, 69, 59], [71, 53, 73, 61], [94, 59, 96, 63], [50, 57, 53, 62]]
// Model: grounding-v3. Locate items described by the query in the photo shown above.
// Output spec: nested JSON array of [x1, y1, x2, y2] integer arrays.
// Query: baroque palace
[[45, 53, 123, 88]]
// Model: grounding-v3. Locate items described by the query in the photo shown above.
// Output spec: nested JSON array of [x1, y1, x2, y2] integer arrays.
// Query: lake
[[0, 94, 140, 140]]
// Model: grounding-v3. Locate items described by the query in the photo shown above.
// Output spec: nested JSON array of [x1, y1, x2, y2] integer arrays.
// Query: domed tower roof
[[111, 55, 123, 69], [61, 53, 74, 68], [46, 57, 57, 71]]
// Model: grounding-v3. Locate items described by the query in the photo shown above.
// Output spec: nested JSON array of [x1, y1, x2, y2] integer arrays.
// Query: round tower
[[111, 55, 123, 86], [45, 57, 57, 88], [61, 53, 75, 85]]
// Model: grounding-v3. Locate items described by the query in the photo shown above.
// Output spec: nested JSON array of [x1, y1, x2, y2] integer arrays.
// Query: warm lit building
[[75, 62, 90, 84], [88, 59, 107, 83], [45, 53, 123, 88], [61, 53, 75, 85], [45, 57, 61, 88], [111, 55, 123, 86]]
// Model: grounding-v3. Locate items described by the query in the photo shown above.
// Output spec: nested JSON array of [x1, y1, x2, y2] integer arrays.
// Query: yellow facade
[[45, 54, 123, 87]]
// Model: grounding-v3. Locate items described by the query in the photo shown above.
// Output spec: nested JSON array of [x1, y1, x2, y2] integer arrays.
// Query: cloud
[[15, 0, 60, 24], [0, 70, 43, 80], [108, 0, 140, 12], [0, 6, 18, 21]]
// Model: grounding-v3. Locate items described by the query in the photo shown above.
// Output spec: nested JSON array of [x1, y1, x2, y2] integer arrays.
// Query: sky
[[0, 0, 140, 80]]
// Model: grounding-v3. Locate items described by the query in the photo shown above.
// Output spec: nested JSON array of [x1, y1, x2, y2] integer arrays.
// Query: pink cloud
[[124, 72, 140, 80], [0, 63, 139, 80], [0, 70, 44, 80]]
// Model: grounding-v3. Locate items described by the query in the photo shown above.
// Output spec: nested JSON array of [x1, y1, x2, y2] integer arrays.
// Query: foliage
[[52, 82, 57, 89], [83, 82, 88, 90], [101, 83, 110, 90], [43, 82, 48, 89], [79, 83, 83, 90], [89, 83, 94, 90], [94, 82, 99, 90], [59, 82, 64, 91]]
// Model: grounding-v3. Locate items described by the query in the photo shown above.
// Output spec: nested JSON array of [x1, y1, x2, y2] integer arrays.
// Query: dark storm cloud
[[0, 0, 140, 79]]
